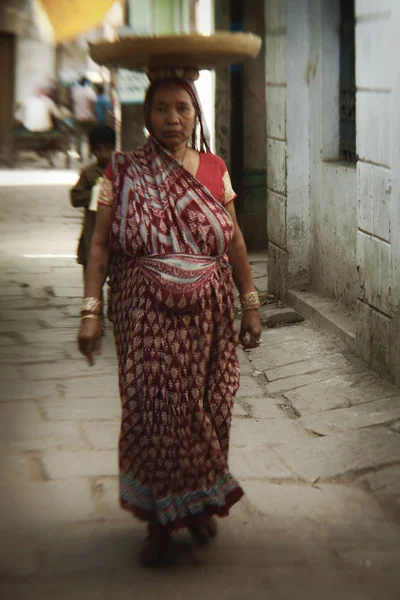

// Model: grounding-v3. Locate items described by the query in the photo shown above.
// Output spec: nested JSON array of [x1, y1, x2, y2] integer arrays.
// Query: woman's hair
[[89, 124, 116, 151], [144, 78, 211, 153]]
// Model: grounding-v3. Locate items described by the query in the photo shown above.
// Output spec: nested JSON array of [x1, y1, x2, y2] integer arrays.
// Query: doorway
[[0, 33, 16, 161]]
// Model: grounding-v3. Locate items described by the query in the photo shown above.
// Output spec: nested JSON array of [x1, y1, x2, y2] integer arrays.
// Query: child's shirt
[[70, 161, 105, 265]]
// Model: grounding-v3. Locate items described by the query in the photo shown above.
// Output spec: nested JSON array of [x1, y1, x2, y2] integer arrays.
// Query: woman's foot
[[139, 522, 172, 568], [188, 517, 218, 545]]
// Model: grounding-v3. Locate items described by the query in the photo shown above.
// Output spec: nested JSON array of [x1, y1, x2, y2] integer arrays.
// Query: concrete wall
[[265, 0, 400, 382], [308, 0, 359, 305], [355, 0, 399, 378], [265, 0, 288, 296]]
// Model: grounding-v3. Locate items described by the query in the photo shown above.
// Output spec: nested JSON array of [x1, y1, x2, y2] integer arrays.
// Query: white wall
[[355, 0, 398, 375], [14, 0, 56, 103], [308, 0, 359, 305], [265, 0, 400, 380], [286, 0, 311, 288], [265, 0, 288, 297]]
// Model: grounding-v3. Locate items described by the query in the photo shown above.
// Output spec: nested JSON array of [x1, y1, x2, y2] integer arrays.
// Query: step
[[287, 288, 357, 351]]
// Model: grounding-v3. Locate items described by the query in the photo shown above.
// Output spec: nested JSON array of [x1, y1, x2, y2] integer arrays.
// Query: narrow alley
[[0, 170, 400, 599]]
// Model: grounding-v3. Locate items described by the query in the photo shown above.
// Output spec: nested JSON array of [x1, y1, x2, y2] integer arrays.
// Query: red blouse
[[99, 152, 236, 208]]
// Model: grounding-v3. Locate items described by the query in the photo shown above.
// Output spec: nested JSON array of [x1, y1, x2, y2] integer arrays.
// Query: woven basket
[[89, 32, 262, 71]]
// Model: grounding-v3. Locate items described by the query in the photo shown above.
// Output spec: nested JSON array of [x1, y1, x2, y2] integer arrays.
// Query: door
[[0, 33, 16, 161]]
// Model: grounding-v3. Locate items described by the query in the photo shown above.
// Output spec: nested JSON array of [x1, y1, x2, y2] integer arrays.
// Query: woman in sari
[[78, 71, 261, 566]]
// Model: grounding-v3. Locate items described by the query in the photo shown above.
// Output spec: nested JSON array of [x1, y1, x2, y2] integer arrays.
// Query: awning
[[39, 0, 118, 43]]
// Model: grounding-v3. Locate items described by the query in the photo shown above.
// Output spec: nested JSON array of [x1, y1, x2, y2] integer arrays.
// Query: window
[[339, 0, 356, 163]]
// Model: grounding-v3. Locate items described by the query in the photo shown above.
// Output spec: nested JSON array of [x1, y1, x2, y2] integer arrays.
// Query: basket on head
[[89, 32, 262, 73]]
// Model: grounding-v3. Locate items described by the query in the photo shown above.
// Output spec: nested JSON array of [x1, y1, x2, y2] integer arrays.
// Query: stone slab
[[0, 308, 68, 322], [21, 359, 115, 381], [253, 276, 269, 293], [231, 417, 311, 447], [0, 379, 60, 402], [0, 364, 23, 382], [284, 377, 351, 415], [41, 450, 118, 479], [275, 428, 400, 481], [229, 444, 294, 480], [0, 319, 43, 333], [233, 402, 248, 417], [1, 478, 97, 534], [41, 394, 121, 421], [192, 499, 333, 568], [0, 345, 64, 364], [262, 323, 332, 343], [318, 518, 400, 570], [359, 465, 400, 510], [93, 477, 131, 521], [265, 353, 362, 382], [300, 397, 400, 435], [0, 401, 85, 452], [82, 420, 120, 450], [236, 374, 267, 399], [265, 564, 400, 600], [236, 347, 254, 374], [392, 421, 400, 433], [61, 374, 119, 400], [241, 396, 285, 419], [285, 372, 400, 416], [266, 367, 362, 395], [260, 306, 303, 326], [244, 481, 385, 521], [21, 329, 78, 344], [249, 337, 339, 372]]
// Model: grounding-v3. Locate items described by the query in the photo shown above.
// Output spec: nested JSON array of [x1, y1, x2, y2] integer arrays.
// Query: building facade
[[265, 0, 400, 382], [0, 0, 56, 160], [214, 0, 267, 251]]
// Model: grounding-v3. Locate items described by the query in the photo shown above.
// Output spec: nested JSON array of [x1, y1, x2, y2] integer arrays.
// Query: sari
[[100, 136, 244, 531]]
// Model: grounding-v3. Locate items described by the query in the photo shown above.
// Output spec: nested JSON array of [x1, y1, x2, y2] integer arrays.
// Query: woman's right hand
[[78, 318, 102, 366]]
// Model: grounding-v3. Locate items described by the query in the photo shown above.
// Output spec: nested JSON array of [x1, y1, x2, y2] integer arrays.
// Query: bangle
[[240, 291, 260, 312], [81, 314, 101, 321], [81, 297, 102, 314]]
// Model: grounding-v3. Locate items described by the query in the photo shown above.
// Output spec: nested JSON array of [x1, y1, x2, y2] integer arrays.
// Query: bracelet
[[81, 297, 102, 314], [81, 314, 101, 321], [240, 291, 260, 312]]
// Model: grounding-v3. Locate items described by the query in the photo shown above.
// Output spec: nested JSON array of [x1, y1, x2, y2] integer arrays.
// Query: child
[[70, 124, 116, 325]]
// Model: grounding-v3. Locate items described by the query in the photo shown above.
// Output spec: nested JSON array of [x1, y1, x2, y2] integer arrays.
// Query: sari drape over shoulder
[[103, 138, 243, 530]]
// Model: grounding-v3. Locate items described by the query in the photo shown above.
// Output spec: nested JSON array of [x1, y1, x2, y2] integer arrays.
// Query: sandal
[[188, 517, 218, 545], [139, 522, 172, 568]]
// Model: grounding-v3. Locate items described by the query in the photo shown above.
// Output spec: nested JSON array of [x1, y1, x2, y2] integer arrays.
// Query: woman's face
[[149, 83, 196, 149]]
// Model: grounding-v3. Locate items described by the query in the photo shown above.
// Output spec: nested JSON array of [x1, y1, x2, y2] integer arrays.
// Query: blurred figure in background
[[71, 76, 97, 160], [95, 84, 112, 125], [15, 86, 63, 133], [70, 124, 116, 328]]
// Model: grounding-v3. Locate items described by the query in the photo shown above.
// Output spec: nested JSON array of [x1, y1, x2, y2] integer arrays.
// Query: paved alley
[[1, 169, 400, 599]]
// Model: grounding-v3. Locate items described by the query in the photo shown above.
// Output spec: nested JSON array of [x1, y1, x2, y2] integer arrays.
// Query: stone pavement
[[0, 168, 400, 599]]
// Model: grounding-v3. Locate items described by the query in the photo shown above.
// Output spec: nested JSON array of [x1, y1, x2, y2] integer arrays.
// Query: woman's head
[[144, 78, 210, 153]]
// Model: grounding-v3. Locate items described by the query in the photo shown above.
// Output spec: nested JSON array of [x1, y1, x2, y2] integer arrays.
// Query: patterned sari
[[101, 137, 243, 530]]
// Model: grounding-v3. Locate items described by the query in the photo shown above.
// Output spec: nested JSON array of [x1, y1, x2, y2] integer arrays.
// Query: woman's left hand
[[239, 310, 262, 350]]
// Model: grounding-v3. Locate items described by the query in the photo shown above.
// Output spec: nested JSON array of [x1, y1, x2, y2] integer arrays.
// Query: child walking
[[70, 124, 116, 326]]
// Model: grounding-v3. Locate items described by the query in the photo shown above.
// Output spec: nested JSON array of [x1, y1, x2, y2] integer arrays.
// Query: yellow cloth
[[39, 0, 117, 42]]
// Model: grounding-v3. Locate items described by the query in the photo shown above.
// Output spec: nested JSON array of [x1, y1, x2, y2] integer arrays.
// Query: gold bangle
[[81, 297, 102, 314], [240, 291, 260, 311], [81, 314, 101, 321]]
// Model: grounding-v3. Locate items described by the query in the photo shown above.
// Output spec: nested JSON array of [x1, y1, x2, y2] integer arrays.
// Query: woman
[[78, 72, 261, 566]]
